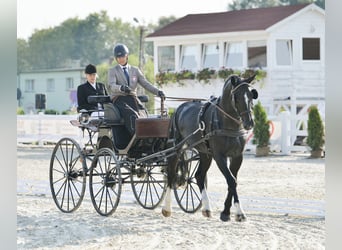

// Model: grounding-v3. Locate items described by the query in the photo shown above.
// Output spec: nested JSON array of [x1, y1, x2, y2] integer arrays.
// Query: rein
[[166, 82, 252, 126], [166, 96, 242, 125], [165, 96, 207, 102], [208, 100, 242, 125]]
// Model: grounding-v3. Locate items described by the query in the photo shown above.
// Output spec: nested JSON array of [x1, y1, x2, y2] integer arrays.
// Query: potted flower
[[307, 106, 325, 158], [253, 101, 270, 156], [196, 68, 216, 83]]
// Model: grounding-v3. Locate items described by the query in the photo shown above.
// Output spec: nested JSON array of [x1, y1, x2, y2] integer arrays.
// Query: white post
[[280, 111, 290, 155], [38, 112, 44, 146]]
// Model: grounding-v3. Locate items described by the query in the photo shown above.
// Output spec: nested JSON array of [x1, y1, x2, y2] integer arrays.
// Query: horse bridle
[[208, 82, 253, 125]]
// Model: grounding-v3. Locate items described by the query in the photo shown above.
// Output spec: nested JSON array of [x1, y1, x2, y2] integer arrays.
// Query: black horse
[[162, 74, 258, 221]]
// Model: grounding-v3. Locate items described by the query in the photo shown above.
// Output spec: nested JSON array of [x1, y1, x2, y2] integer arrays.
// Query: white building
[[18, 67, 85, 114], [145, 3, 325, 118]]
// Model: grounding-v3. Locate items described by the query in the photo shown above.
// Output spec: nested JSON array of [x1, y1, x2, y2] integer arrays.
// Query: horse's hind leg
[[195, 153, 212, 218], [162, 154, 178, 217], [162, 187, 172, 217]]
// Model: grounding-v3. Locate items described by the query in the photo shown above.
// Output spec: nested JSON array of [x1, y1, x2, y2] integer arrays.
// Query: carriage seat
[[87, 95, 149, 126]]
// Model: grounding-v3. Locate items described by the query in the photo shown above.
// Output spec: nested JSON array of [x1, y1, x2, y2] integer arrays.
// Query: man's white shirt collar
[[89, 82, 96, 89]]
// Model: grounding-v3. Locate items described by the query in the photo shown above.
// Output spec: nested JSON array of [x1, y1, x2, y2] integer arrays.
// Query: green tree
[[17, 39, 30, 73], [144, 16, 177, 56], [18, 11, 142, 70], [28, 28, 61, 69], [279, 0, 324, 8], [229, 0, 279, 10], [253, 101, 270, 148], [17, 11, 179, 72], [228, 0, 324, 10], [71, 11, 115, 65], [307, 106, 325, 151]]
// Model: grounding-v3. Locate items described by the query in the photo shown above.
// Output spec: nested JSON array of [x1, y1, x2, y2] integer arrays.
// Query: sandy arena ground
[[17, 145, 325, 249]]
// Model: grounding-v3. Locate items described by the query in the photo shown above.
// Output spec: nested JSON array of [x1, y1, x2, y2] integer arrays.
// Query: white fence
[[245, 112, 309, 154], [17, 114, 80, 145], [17, 112, 323, 155]]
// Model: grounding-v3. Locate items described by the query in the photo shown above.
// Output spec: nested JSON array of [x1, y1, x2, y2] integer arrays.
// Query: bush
[[168, 107, 175, 117], [17, 107, 25, 115], [307, 106, 325, 151], [44, 109, 59, 115], [253, 101, 270, 148]]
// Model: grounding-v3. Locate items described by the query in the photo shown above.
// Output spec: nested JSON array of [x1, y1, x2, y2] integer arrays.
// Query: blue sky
[[17, 0, 232, 39]]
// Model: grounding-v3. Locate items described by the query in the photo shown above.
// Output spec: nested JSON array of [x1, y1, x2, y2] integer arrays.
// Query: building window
[[46, 78, 55, 92], [248, 40, 267, 68], [276, 40, 293, 66], [66, 77, 74, 90], [158, 46, 175, 72], [180, 45, 197, 71], [225, 42, 243, 68], [202, 44, 219, 69], [25, 79, 35, 92], [302, 38, 320, 60]]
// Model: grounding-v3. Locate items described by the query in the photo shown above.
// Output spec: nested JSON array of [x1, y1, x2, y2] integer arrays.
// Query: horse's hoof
[[202, 210, 212, 218], [235, 214, 247, 222], [162, 209, 171, 217], [220, 212, 230, 222]]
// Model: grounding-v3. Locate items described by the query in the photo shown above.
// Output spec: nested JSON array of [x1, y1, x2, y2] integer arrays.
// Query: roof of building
[[147, 4, 311, 38]]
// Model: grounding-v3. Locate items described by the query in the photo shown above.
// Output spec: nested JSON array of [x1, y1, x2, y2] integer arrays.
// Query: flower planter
[[256, 146, 269, 157], [310, 149, 323, 158]]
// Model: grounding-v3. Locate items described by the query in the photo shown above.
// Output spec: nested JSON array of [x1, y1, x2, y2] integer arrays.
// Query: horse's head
[[225, 74, 258, 130]]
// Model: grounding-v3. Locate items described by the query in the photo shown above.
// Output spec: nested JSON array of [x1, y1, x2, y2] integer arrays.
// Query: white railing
[[17, 114, 80, 145], [17, 111, 325, 155]]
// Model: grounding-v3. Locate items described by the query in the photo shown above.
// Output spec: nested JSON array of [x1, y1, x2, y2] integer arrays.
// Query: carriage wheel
[[89, 148, 122, 216], [49, 138, 86, 213], [174, 148, 204, 213], [130, 162, 167, 210]]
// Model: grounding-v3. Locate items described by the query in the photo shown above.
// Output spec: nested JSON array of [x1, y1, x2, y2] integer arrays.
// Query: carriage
[[49, 94, 203, 216], [50, 74, 258, 221]]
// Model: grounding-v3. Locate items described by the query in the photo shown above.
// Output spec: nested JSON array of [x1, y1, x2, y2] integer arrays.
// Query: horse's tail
[[166, 106, 184, 188], [168, 107, 182, 145]]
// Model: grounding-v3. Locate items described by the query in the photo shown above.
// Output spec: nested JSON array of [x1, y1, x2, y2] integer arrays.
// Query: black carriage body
[[50, 95, 173, 216]]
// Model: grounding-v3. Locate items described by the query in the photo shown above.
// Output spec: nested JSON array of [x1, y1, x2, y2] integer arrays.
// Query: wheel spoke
[[131, 163, 167, 210], [50, 138, 86, 213], [89, 148, 121, 216], [174, 149, 202, 213]]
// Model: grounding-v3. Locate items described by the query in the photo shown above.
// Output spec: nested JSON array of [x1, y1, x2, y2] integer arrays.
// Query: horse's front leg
[[215, 155, 246, 222], [221, 191, 246, 222], [234, 201, 246, 222], [230, 155, 246, 222]]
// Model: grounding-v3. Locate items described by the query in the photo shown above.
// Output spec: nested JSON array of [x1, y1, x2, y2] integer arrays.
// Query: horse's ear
[[245, 74, 256, 84], [230, 75, 239, 86], [251, 89, 258, 99]]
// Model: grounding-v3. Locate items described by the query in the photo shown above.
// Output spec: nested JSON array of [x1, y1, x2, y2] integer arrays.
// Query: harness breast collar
[[198, 97, 247, 141]]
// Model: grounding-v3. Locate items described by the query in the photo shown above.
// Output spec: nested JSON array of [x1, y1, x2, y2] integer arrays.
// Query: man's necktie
[[123, 67, 130, 85]]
